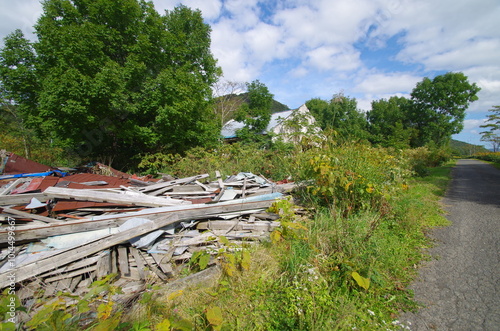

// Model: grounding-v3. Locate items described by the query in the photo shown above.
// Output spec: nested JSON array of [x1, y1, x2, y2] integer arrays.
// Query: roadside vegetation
[[2, 136, 455, 330], [125, 137, 454, 330]]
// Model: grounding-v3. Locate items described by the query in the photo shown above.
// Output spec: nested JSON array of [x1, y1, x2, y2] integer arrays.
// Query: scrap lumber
[[0, 195, 280, 243], [0, 178, 27, 195], [137, 174, 210, 194], [130, 247, 147, 280], [0, 214, 179, 287], [0, 193, 47, 206], [43, 186, 190, 207], [2, 207, 61, 223], [117, 246, 130, 276]]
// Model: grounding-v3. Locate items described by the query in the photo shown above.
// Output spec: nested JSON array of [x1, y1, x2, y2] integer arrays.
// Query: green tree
[[0, 1, 221, 168], [367, 96, 413, 149], [235, 80, 274, 140], [306, 93, 368, 141], [480, 105, 500, 152], [408, 72, 480, 147]]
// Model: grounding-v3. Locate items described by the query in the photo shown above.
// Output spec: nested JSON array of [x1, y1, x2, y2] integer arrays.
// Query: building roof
[[221, 109, 295, 139]]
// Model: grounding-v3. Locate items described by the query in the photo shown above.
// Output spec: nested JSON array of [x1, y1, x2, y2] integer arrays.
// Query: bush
[[298, 142, 413, 213], [403, 146, 451, 176], [138, 142, 305, 181], [473, 152, 500, 164]]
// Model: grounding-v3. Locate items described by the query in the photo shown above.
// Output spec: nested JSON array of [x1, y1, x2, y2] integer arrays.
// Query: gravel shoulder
[[401, 159, 500, 330]]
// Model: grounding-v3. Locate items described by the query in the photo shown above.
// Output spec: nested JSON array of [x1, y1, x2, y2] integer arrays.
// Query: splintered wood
[[0, 169, 295, 313]]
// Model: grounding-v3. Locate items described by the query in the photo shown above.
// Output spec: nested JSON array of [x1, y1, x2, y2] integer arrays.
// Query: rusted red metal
[[2, 153, 52, 175]]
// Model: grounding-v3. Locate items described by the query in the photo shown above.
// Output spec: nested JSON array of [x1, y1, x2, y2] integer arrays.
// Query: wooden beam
[[43, 186, 190, 208], [0, 214, 179, 288], [2, 207, 62, 223], [0, 199, 276, 243], [137, 174, 209, 193], [117, 246, 130, 276], [0, 193, 47, 206]]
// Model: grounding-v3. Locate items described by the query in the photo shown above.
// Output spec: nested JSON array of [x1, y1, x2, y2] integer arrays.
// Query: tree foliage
[[0, 0, 221, 168], [480, 105, 500, 151], [367, 96, 413, 149], [408, 72, 480, 147], [366, 72, 480, 148], [306, 93, 368, 141], [235, 80, 274, 140]]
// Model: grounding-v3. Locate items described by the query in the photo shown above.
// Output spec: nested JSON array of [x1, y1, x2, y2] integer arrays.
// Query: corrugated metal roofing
[[2, 153, 52, 175], [55, 173, 130, 189]]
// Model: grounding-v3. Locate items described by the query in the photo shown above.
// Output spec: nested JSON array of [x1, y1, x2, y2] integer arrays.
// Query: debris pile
[[0, 152, 296, 316]]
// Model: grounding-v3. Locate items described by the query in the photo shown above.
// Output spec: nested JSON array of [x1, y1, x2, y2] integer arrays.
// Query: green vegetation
[[306, 73, 480, 149], [0, 0, 221, 168], [472, 152, 500, 168], [233, 80, 275, 142], [2, 136, 457, 330], [480, 105, 500, 152], [135, 142, 453, 330], [449, 139, 489, 157]]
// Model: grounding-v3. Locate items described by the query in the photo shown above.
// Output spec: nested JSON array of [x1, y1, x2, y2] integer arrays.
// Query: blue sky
[[1, 0, 499, 147]]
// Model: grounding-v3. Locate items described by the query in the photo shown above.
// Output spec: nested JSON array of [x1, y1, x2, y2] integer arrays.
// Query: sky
[[1, 0, 499, 147]]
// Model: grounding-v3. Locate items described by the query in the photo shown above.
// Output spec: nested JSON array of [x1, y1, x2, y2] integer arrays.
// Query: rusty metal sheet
[[3, 153, 52, 175]]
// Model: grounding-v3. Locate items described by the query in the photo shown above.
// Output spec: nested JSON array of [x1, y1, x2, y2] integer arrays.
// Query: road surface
[[401, 159, 500, 330]]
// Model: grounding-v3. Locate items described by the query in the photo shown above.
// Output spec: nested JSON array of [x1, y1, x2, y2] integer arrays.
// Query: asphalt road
[[401, 159, 500, 330]]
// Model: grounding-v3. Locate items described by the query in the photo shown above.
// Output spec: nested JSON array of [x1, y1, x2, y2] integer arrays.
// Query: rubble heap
[[0, 152, 295, 316]]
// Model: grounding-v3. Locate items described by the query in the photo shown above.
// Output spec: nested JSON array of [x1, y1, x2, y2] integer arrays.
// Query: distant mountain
[[450, 139, 489, 156]]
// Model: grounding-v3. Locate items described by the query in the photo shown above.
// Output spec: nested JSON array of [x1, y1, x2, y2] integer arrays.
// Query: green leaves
[[352, 271, 371, 290], [205, 306, 224, 330], [1, 0, 221, 168], [409, 72, 480, 147]]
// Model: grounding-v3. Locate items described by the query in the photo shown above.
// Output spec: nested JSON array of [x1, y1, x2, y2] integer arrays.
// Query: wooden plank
[[0, 219, 121, 243], [43, 186, 190, 208], [0, 193, 47, 206], [130, 247, 146, 280], [0, 214, 179, 287], [150, 253, 174, 276], [44, 266, 97, 283], [137, 174, 209, 193], [197, 220, 278, 232], [69, 275, 82, 292], [55, 278, 72, 292], [96, 250, 111, 279], [2, 207, 62, 223], [138, 250, 168, 281], [110, 247, 118, 274], [117, 246, 130, 276], [40, 255, 100, 277], [242, 177, 247, 198], [0, 178, 26, 195], [0, 199, 276, 243]]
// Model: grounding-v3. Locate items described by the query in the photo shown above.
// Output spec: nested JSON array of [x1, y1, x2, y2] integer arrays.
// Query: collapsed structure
[[0, 151, 295, 320]]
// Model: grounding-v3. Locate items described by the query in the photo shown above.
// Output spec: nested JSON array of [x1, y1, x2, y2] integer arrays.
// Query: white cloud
[[463, 119, 487, 131], [183, 0, 222, 19], [0, 0, 42, 43], [354, 73, 421, 94], [306, 46, 362, 71]]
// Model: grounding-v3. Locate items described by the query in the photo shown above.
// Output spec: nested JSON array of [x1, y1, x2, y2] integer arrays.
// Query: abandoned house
[[221, 104, 322, 143]]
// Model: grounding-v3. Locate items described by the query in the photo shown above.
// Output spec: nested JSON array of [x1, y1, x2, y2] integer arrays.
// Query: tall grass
[[123, 140, 454, 330]]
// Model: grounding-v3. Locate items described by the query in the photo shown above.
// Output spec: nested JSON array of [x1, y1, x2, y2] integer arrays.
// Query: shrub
[[473, 152, 500, 164], [298, 142, 413, 213]]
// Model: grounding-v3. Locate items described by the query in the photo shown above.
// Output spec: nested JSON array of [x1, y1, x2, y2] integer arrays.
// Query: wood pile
[[0, 162, 296, 315]]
